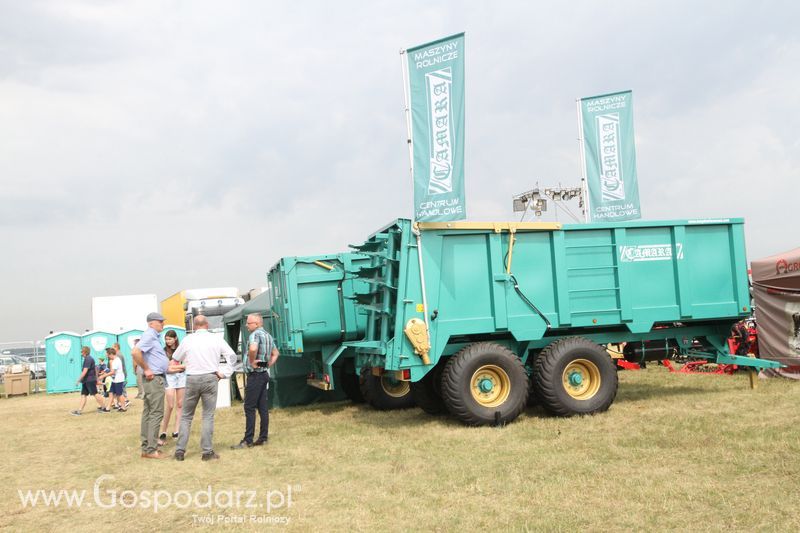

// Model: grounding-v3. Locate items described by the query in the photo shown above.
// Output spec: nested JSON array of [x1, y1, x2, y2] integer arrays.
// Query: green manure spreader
[[267, 252, 417, 409], [268, 218, 782, 426]]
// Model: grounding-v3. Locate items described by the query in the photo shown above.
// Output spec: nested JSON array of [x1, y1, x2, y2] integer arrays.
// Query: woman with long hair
[[160, 329, 186, 443]]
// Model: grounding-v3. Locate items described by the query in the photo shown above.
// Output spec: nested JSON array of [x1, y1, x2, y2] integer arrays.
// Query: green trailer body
[[267, 253, 370, 356], [338, 217, 782, 424], [223, 291, 348, 408], [265, 252, 419, 407], [264, 252, 383, 399]]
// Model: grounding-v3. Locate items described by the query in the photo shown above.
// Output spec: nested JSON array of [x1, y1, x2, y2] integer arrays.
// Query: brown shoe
[[141, 451, 166, 459], [201, 451, 220, 461]]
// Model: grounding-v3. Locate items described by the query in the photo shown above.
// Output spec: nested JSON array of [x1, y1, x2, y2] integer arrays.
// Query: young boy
[[97, 355, 111, 399], [113, 343, 131, 409], [70, 346, 106, 416], [105, 348, 127, 412]]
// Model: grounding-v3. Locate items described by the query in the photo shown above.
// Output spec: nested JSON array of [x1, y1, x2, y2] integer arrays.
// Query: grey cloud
[[0, 1, 126, 83], [1, 0, 798, 339]]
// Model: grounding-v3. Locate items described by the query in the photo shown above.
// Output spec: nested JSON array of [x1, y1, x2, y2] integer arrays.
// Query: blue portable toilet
[[161, 326, 186, 345], [44, 332, 83, 393], [81, 330, 118, 363], [117, 329, 143, 388]]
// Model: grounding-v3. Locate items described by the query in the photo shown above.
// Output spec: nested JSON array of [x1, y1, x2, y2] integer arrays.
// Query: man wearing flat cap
[[132, 312, 169, 459]]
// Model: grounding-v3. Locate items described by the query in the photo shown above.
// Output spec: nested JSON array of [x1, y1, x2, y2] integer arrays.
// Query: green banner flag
[[580, 90, 641, 221], [404, 33, 466, 222]]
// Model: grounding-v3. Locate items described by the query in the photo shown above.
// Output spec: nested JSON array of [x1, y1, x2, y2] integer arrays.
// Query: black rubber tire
[[526, 375, 539, 407], [360, 367, 415, 410], [358, 366, 372, 404], [441, 342, 528, 426], [527, 351, 541, 407], [410, 364, 447, 415], [534, 337, 618, 417], [339, 361, 365, 403]]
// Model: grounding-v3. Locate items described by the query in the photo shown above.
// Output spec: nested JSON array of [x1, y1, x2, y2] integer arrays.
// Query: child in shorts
[[97, 355, 111, 399], [105, 347, 127, 412], [113, 343, 131, 409]]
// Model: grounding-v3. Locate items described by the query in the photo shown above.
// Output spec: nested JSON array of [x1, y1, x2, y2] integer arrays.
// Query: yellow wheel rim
[[470, 365, 511, 407], [380, 376, 411, 398], [562, 359, 601, 400]]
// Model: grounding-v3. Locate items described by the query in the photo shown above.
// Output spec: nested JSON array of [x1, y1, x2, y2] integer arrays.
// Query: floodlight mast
[[512, 183, 585, 223]]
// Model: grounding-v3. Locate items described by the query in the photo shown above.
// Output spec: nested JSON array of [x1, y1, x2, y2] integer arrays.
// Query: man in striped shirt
[[232, 314, 279, 449]]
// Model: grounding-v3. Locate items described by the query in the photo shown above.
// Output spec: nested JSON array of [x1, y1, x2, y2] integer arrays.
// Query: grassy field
[[0, 366, 798, 531]]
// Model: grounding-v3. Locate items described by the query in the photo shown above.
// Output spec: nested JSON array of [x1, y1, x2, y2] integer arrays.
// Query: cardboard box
[[3, 368, 30, 397]]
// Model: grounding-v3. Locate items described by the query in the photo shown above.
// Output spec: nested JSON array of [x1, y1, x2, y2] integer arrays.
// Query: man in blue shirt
[[132, 312, 169, 459], [232, 314, 279, 449]]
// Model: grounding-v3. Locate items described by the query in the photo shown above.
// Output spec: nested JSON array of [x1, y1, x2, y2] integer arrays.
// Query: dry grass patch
[[0, 367, 798, 531]]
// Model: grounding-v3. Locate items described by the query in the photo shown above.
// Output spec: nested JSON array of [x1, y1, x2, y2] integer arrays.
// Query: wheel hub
[[470, 365, 512, 408], [380, 375, 411, 398], [568, 371, 583, 386], [562, 359, 602, 400], [478, 377, 494, 393]]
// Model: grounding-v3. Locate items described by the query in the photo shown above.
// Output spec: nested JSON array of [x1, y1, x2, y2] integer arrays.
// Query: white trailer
[[91, 294, 159, 333]]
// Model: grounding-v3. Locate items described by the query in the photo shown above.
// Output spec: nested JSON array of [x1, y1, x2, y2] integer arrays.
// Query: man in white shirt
[[171, 315, 237, 461]]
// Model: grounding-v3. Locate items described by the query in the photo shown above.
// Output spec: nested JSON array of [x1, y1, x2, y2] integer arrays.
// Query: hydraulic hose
[[509, 274, 551, 329]]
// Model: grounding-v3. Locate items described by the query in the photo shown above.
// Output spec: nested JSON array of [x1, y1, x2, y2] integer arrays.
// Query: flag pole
[[576, 98, 590, 222], [401, 48, 431, 348], [400, 49, 415, 212]]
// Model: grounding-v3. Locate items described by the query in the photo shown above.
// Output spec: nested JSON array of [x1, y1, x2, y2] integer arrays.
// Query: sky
[[1, 0, 798, 341]]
